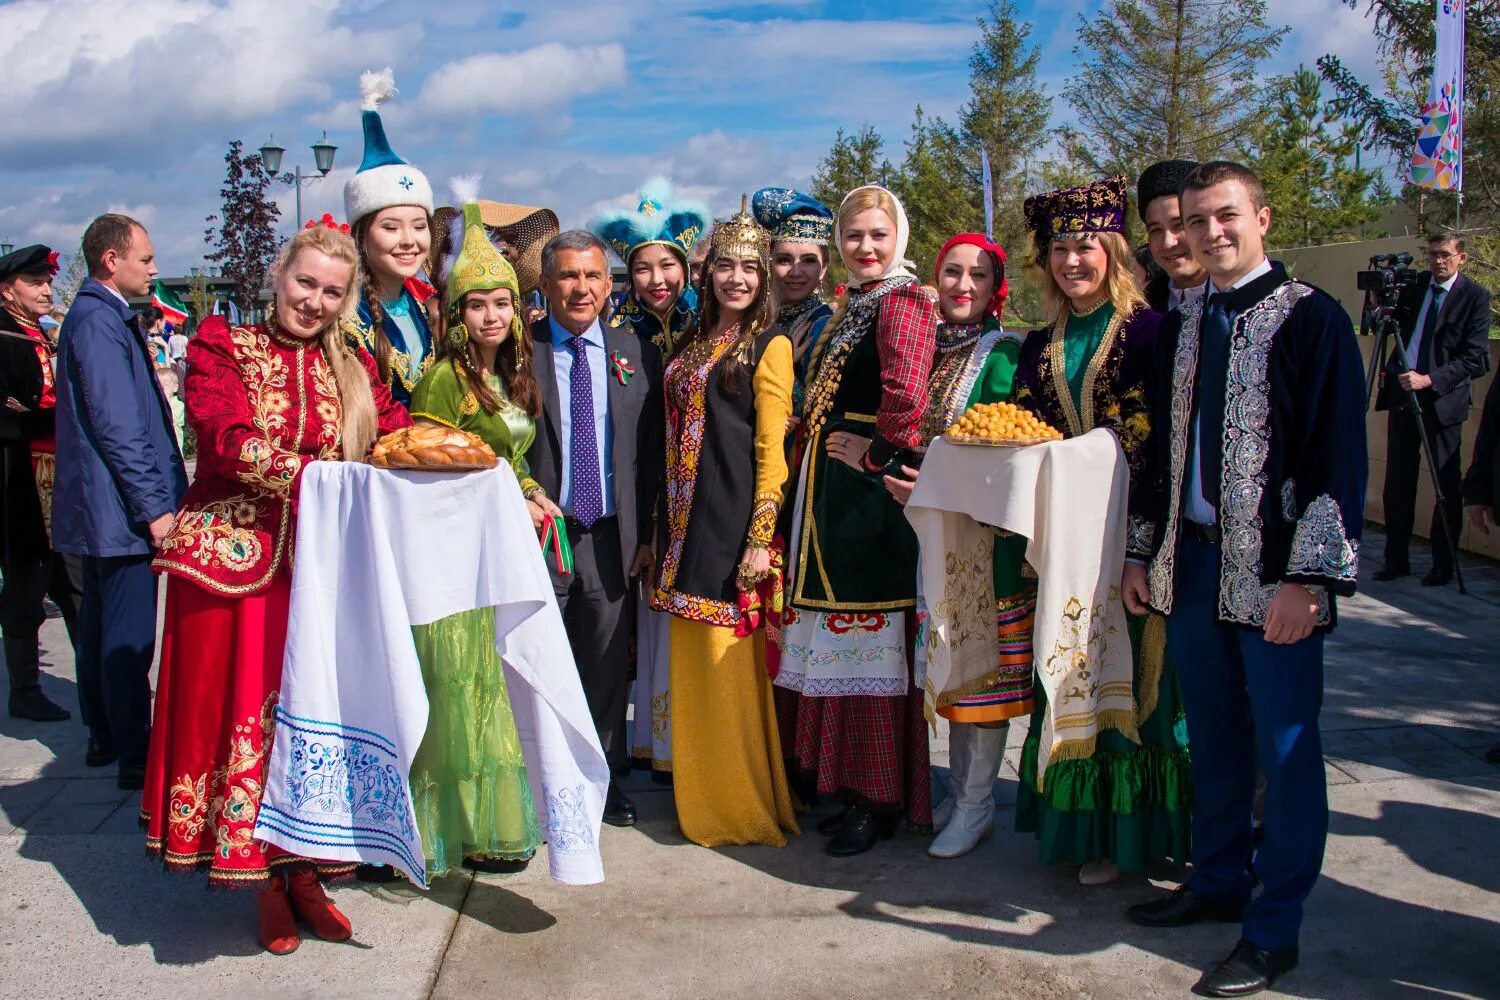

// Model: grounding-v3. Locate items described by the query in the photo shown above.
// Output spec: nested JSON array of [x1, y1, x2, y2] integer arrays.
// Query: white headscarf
[[834, 185, 916, 284]]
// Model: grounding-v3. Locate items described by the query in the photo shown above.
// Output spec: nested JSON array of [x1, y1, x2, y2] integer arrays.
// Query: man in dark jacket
[[0, 244, 81, 721], [54, 215, 187, 789], [525, 230, 663, 828], [1375, 230, 1492, 586], [1138, 159, 1209, 314]]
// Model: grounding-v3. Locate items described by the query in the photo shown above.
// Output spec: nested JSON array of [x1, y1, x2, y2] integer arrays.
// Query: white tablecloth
[[904, 430, 1139, 786], [253, 461, 607, 888]]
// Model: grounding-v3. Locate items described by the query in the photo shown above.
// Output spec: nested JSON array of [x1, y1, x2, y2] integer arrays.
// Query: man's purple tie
[[569, 335, 603, 528]]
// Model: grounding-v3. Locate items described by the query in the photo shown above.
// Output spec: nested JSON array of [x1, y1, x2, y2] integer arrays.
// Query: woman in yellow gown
[[649, 199, 799, 847]]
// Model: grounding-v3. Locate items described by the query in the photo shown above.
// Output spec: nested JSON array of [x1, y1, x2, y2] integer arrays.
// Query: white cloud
[[415, 44, 628, 119], [0, 0, 415, 165]]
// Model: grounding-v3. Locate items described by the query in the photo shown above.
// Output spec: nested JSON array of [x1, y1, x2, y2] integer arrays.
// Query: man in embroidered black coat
[[1121, 163, 1366, 999]]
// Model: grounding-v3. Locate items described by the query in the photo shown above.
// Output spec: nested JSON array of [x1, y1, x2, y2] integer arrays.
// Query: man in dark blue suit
[[54, 215, 187, 790]]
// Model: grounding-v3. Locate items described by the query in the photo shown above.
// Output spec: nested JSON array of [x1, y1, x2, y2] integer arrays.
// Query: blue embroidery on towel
[[276, 708, 416, 843], [543, 783, 596, 857]]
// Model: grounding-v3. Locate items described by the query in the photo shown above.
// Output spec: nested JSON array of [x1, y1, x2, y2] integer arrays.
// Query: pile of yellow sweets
[[945, 401, 1063, 444]]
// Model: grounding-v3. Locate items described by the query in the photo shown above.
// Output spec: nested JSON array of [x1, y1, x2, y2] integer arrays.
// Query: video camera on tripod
[[1356, 252, 1420, 298]]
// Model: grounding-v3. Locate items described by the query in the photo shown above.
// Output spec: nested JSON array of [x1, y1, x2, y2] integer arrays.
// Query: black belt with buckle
[[1183, 520, 1219, 544]]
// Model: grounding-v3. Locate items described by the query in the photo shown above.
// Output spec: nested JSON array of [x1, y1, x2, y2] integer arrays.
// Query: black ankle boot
[[825, 802, 898, 857], [8, 687, 70, 722]]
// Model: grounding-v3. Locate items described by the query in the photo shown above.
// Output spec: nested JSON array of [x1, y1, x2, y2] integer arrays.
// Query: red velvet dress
[[143, 322, 410, 889]]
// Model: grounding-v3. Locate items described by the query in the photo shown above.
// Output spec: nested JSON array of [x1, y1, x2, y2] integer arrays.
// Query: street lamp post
[[259, 132, 338, 227], [0, 242, 13, 256]]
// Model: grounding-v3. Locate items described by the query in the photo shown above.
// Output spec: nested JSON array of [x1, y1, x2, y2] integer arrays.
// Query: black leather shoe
[[85, 736, 118, 768], [603, 782, 637, 827], [824, 803, 897, 857], [1372, 564, 1410, 581], [815, 807, 850, 835], [1194, 939, 1298, 997], [8, 689, 70, 722], [462, 854, 531, 874], [356, 864, 401, 883], [1421, 568, 1453, 587], [116, 762, 146, 791], [1126, 884, 1245, 927]]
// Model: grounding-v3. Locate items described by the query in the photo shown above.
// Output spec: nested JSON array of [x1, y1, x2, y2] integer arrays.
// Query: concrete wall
[[1272, 237, 1498, 561]]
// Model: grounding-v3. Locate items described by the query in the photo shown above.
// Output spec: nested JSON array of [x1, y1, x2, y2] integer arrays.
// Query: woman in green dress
[[405, 185, 565, 879], [881, 233, 1036, 860], [1009, 175, 1190, 885]]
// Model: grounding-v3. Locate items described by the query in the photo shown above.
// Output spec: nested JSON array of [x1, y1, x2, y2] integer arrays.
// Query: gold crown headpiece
[[709, 194, 771, 265]]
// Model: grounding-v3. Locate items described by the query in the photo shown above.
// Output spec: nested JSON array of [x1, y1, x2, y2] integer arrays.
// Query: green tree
[[892, 107, 980, 278], [1252, 67, 1379, 247], [956, 0, 1053, 325], [1061, 0, 1288, 179], [810, 124, 892, 213], [1318, 0, 1500, 324]]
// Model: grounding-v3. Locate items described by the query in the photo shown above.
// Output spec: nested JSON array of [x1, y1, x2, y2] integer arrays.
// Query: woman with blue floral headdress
[[344, 68, 437, 409], [589, 180, 710, 782], [752, 188, 835, 419]]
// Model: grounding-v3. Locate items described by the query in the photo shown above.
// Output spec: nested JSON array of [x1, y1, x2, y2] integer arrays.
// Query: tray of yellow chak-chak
[[942, 401, 1064, 447], [369, 424, 498, 471]]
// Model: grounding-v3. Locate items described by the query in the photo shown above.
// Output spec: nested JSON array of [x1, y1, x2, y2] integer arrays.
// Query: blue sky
[[0, 0, 1384, 275]]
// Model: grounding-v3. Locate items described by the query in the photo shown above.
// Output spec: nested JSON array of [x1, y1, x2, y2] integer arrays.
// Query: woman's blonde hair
[[269, 225, 380, 459], [824, 186, 901, 333], [1026, 230, 1146, 326]]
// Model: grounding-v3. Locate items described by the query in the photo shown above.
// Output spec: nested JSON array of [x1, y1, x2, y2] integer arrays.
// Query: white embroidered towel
[[905, 428, 1138, 786], [254, 461, 607, 887]]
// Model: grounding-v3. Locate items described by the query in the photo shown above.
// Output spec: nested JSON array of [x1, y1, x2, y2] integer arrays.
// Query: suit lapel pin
[[610, 350, 635, 386]]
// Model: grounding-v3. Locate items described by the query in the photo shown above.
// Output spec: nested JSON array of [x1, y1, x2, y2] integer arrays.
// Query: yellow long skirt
[[669, 617, 800, 847]]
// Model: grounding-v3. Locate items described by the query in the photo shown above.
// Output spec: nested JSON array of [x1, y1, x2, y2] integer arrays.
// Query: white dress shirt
[[1403, 273, 1458, 370]]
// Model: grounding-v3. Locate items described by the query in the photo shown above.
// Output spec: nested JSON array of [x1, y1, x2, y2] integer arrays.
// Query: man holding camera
[[1375, 231, 1492, 586]]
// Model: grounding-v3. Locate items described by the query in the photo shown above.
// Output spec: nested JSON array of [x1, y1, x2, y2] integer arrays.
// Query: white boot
[[932, 722, 971, 832], [928, 723, 1006, 858]]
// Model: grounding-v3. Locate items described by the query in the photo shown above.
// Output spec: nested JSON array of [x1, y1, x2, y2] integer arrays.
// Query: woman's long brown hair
[[685, 248, 778, 389], [433, 289, 543, 419]]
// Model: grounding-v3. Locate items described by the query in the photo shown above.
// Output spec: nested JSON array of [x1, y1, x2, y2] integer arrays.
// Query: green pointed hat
[[442, 176, 522, 313]]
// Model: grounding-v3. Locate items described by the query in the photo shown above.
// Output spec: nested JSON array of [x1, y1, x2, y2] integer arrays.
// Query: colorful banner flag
[[1408, 0, 1464, 191], [151, 280, 189, 326], [981, 149, 995, 242]]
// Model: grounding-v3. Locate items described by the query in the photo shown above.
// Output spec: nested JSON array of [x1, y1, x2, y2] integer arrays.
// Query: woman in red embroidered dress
[[142, 224, 411, 955]]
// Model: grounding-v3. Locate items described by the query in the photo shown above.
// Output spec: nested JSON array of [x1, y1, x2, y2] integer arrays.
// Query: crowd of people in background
[[1, 66, 1495, 999]]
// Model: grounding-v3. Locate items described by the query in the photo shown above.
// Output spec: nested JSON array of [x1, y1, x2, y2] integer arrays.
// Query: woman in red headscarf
[[876, 233, 1035, 861]]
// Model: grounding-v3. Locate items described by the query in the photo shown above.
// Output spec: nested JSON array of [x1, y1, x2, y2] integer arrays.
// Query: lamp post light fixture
[[0, 242, 13, 256], [259, 131, 338, 229]]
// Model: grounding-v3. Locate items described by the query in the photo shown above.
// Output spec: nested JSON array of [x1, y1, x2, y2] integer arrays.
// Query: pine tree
[[956, 0, 1054, 325], [204, 140, 282, 316], [893, 107, 981, 277], [1253, 67, 1379, 247], [810, 125, 892, 213], [1061, 0, 1288, 179]]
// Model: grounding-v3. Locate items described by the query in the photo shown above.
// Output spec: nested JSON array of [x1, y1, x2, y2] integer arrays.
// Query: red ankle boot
[[257, 876, 301, 955], [285, 869, 353, 942]]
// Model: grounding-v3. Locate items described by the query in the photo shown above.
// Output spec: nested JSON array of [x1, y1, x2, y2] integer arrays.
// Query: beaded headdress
[[589, 178, 711, 265], [1023, 174, 1129, 248], [752, 187, 834, 246], [709, 195, 771, 265]]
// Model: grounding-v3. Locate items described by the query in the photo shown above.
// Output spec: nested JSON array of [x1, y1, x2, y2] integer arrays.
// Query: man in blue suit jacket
[[53, 214, 187, 789]]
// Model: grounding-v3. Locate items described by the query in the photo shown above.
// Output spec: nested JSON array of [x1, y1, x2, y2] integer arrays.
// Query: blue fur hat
[[588, 178, 710, 264], [343, 68, 434, 224], [752, 188, 833, 246]]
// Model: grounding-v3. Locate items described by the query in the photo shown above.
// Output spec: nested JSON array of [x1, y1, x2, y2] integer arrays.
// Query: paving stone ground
[[1, 528, 1497, 999]]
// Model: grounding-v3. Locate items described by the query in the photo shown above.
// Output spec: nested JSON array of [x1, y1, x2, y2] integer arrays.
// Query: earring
[[447, 321, 469, 351]]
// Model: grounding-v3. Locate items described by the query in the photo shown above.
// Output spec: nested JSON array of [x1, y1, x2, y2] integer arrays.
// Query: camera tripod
[[1363, 292, 1467, 595]]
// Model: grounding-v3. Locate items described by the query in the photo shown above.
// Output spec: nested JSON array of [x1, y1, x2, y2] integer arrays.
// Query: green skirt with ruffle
[[1015, 614, 1192, 870], [409, 608, 542, 879]]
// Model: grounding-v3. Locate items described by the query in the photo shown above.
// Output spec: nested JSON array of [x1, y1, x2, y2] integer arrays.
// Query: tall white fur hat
[[343, 68, 434, 224]]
